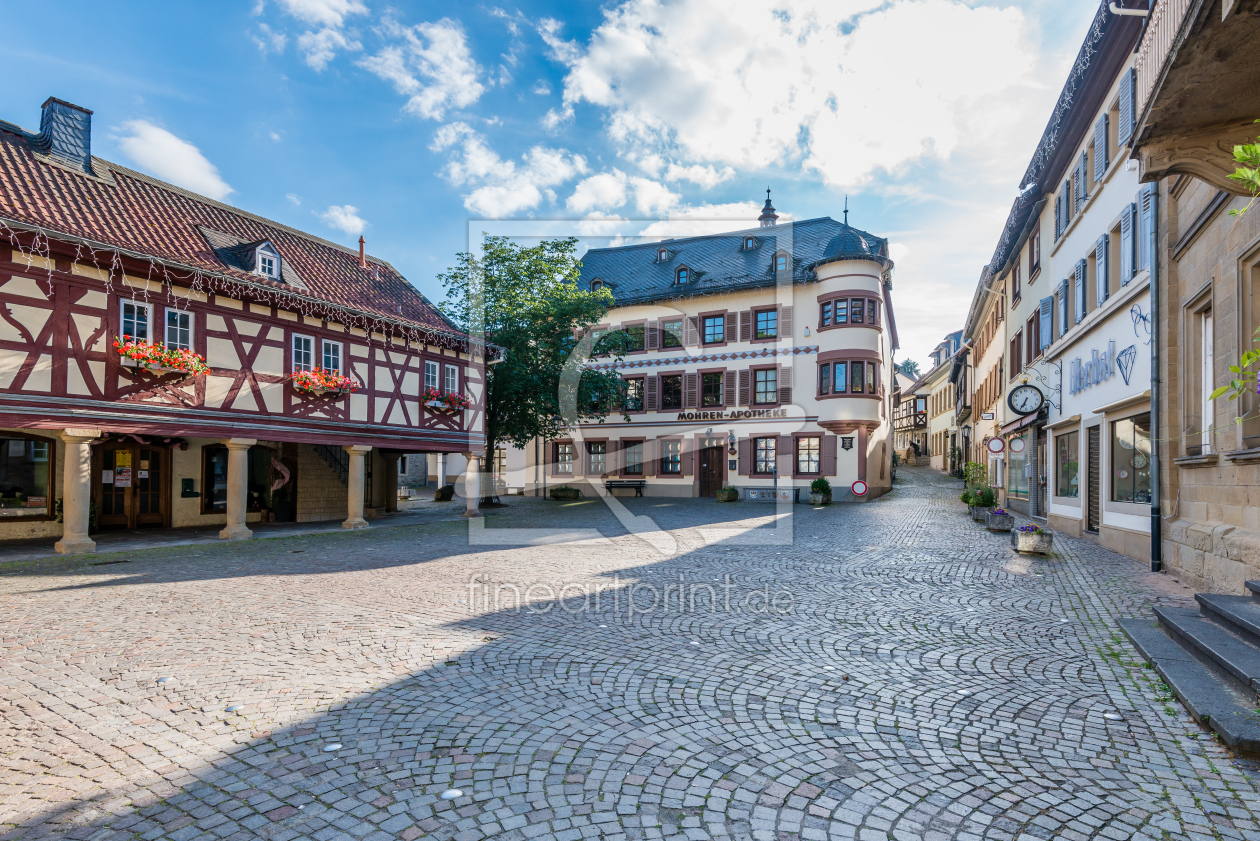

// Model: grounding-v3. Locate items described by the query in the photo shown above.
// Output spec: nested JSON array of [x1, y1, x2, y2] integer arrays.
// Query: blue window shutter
[[1095, 234, 1109, 306], [1063, 179, 1072, 227], [1058, 280, 1069, 337], [1074, 260, 1086, 323], [1138, 183, 1156, 273], [1120, 201, 1135, 284], [1054, 195, 1062, 239], [1118, 68, 1135, 146], [1072, 166, 1081, 215], [1093, 114, 1109, 181], [1078, 152, 1089, 209], [1039, 297, 1053, 350]]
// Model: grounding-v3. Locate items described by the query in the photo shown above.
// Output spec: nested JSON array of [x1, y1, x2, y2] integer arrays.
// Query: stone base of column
[[54, 536, 96, 555], [461, 509, 483, 518], [218, 524, 254, 541], [341, 517, 370, 530]]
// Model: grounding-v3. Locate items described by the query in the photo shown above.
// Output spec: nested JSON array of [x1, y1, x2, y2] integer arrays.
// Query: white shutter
[[1095, 234, 1109, 306], [1138, 183, 1157, 274], [1093, 114, 1109, 181], [1039, 297, 1053, 350], [1120, 202, 1135, 285]]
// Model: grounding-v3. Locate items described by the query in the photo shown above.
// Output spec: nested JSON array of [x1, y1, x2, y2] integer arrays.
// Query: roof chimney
[[34, 97, 93, 174], [358, 235, 366, 269]]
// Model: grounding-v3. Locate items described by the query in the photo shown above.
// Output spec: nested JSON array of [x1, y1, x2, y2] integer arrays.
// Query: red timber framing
[[0, 234, 485, 452]]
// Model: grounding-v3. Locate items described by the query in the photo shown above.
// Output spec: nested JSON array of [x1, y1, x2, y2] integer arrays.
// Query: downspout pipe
[[1109, 1, 1150, 16], [1150, 182, 1163, 573]]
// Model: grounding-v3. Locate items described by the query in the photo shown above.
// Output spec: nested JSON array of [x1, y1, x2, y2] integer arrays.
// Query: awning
[[1000, 412, 1042, 436], [1091, 389, 1151, 416], [1047, 414, 1082, 431]]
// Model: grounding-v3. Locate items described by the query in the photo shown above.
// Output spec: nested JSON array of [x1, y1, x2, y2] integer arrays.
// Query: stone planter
[[809, 492, 832, 505], [1011, 529, 1053, 554], [986, 512, 1014, 532], [970, 505, 992, 522], [549, 487, 581, 501], [716, 489, 739, 503]]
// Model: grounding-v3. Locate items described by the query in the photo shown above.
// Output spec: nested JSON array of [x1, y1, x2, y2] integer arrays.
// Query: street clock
[[1007, 384, 1044, 416]]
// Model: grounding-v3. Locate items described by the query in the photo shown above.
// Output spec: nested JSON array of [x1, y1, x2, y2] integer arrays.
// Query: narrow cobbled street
[[3, 466, 1259, 840]]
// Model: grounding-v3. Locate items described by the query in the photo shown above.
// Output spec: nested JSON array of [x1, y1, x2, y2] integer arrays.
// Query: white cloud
[[286, 193, 302, 206], [566, 170, 628, 213], [297, 27, 361, 70], [575, 211, 629, 236], [628, 177, 679, 215], [547, 0, 1039, 190], [251, 23, 287, 54], [276, 0, 367, 27], [532, 80, 551, 96], [114, 120, 233, 201], [269, 130, 282, 141], [638, 201, 775, 238], [432, 123, 587, 217], [358, 18, 485, 120], [663, 163, 735, 189], [318, 204, 367, 235]]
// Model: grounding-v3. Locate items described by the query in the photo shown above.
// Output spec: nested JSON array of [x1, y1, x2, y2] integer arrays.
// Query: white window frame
[[256, 243, 281, 279], [321, 339, 342, 374], [120, 299, 152, 343], [164, 308, 191, 350], [424, 360, 439, 389], [444, 363, 459, 394], [292, 333, 314, 372]]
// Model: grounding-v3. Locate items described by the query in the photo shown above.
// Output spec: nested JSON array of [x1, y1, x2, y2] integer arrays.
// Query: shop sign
[[676, 409, 789, 421], [1069, 341, 1116, 395]]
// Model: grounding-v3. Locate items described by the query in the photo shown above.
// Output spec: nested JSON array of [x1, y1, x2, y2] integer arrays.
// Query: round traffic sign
[[851, 480, 868, 496], [986, 438, 1005, 454]]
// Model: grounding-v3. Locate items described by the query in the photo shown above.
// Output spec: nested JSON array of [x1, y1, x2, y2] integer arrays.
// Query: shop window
[[661, 375, 683, 409], [797, 437, 820, 474], [623, 443, 643, 475], [661, 320, 683, 349], [753, 369, 777, 404], [754, 437, 776, 474], [703, 315, 725, 344], [661, 440, 682, 474], [1111, 413, 1152, 503], [555, 443, 573, 473], [625, 378, 644, 411], [1056, 431, 1079, 497], [588, 442, 606, 475], [0, 437, 51, 518], [701, 373, 723, 407], [755, 309, 778, 339], [1008, 435, 1029, 498]]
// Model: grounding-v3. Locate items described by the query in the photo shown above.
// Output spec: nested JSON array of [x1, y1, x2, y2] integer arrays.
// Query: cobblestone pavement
[[3, 466, 1260, 840]]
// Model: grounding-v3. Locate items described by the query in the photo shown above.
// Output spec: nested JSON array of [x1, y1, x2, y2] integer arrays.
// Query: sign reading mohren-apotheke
[[675, 409, 790, 421]]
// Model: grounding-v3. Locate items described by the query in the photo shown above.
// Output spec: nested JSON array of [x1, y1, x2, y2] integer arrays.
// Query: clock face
[[1008, 385, 1043, 415]]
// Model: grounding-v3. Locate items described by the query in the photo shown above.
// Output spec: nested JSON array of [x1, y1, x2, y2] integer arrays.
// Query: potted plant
[[549, 485, 581, 501], [716, 485, 739, 502], [422, 386, 472, 411], [114, 336, 209, 376], [1012, 523, 1053, 554], [809, 478, 832, 505], [970, 487, 996, 521], [986, 506, 1014, 532], [291, 367, 357, 396]]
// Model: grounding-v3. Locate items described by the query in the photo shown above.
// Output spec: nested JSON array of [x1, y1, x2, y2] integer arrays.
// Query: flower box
[[115, 337, 208, 377], [716, 488, 739, 502], [291, 368, 356, 396], [970, 505, 992, 522], [422, 388, 472, 411], [986, 510, 1014, 532], [549, 487, 581, 501], [1011, 526, 1053, 554], [809, 492, 832, 505]]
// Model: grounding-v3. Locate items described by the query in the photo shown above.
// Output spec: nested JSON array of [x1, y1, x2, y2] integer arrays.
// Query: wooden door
[[1087, 426, 1100, 533], [96, 443, 168, 530], [699, 446, 724, 497]]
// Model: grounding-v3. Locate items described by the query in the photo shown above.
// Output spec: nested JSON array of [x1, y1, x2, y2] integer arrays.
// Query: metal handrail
[[1135, 0, 1191, 120]]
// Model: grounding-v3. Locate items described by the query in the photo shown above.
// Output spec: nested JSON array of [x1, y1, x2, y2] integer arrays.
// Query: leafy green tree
[[1228, 120, 1260, 218], [439, 236, 630, 499], [897, 358, 921, 379]]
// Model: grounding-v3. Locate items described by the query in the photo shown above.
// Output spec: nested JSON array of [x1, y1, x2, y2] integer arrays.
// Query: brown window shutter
[[681, 440, 694, 475], [780, 306, 792, 338], [724, 369, 734, 407], [738, 369, 750, 406], [822, 434, 837, 476], [646, 320, 659, 350], [684, 372, 698, 408], [684, 316, 699, 346], [777, 434, 793, 476], [778, 366, 792, 405], [738, 437, 750, 475], [724, 312, 737, 342], [645, 375, 658, 411], [644, 439, 657, 476], [740, 310, 752, 341]]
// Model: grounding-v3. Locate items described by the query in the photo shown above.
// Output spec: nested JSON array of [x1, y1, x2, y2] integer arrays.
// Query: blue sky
[[1, 0, 1099, 367]]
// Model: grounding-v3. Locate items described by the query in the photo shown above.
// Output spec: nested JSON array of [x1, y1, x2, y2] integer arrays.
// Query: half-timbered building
[[0, 97, 486, 553]]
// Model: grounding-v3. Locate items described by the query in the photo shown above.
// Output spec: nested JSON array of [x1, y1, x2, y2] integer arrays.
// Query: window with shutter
[[739, 310, 752, 342], [645, 375, 657, 411], [1118, 68, 1135, 146], [1055, 195, 1063, 239], [780, 306, 793, 337], [684, 316, 699, 346], [1095, 234, 1109, 306], [738, 437, 750, 475], [646, 321, 659, 350], [821, 435, 837, 477], [778, 366, 792, 405], [1120, 202, 1135, 285], [1072, 167, 1081, 215], [1074, 260, 1086, 323], [684, 372, 698, 408], [1138, 183, 1156, 274], [1063, 179, 1072, 226], [738, 370, 750, 406], [725, 313, 738, 342], [1039, 297, 1053, 350], [1078, 151, 1089, 210], [1058, 280, 1069, 338], [1093, 114, 1109, 181]]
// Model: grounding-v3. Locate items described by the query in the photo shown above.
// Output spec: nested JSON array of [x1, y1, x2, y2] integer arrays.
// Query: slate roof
[[0, 119, 456, 336], [580, 217, 890, 306]]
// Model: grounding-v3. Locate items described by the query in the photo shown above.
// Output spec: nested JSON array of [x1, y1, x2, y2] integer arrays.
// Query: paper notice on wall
[[140, 460, 150, 470], [115, 451, 132, 468], [115, 468, 132, 488], [8, 440, 24, 457], [138, 470, 149, 479], [101, 470, 113, 484]]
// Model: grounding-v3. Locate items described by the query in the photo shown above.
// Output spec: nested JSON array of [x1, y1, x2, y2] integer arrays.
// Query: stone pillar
[[218, 438, 256, 540], [55, 428, 101, 555], [463, 453, 482, 518], [342, 445, 372, 529], [437, 452, 448, 488]]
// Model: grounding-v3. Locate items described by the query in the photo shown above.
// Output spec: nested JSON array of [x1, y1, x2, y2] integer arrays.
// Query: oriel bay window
[[0, 436, 51, 518], [818, 362, 831, 395], [661, 374, 683, 409], [701, 372, 723, 407], [753, 437, 776, 474], [797, 437, 820, 474], [819, 296, 882, 329], [753, 369, 777, 404], [817, 359, 879, 395]]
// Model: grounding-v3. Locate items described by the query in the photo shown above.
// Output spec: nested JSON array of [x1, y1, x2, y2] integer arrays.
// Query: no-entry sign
[[851, 480, 868, 496]]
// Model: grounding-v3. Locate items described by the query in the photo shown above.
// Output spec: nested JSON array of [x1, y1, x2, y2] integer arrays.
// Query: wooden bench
[[604, 479, 647, 497]]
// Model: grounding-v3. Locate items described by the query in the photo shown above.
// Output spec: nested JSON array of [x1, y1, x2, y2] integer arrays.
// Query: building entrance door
[[1086, 426, 1101, 533], [698, 446, 724, 497], [96, 442, 169, 531]]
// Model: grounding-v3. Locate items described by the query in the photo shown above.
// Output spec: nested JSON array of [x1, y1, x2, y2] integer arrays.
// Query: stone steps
[[1120, 581, 1260, 755]]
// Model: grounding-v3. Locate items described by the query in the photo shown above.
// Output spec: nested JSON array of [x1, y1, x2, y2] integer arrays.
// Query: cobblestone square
[[3, 467, 1260, 840]]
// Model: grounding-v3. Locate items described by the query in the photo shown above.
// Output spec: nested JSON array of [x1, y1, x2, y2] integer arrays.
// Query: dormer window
[[254, 242, 282, 280], [775, 254, 788, 272], [658, 247, 669, 261], [590, 279, 604, 291], [676, 267, 689, 284], [744, 237, 755, 250], [259, 254, 276, 277]]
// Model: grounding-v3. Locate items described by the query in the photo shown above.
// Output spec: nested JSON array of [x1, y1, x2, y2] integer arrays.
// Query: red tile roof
[[0, 124, 459, 338]]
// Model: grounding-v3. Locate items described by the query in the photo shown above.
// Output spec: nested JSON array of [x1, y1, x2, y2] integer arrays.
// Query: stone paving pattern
[[2, 467, 1259, 840]]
